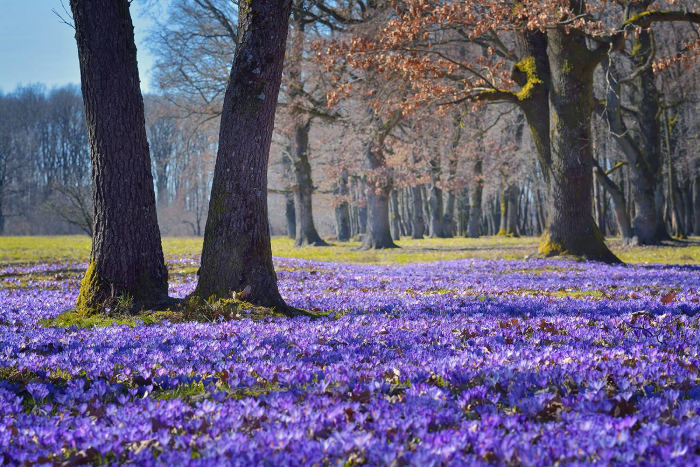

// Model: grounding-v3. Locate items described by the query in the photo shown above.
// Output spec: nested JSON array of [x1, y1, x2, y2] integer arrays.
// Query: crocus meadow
[[1, 257, 700, 465]]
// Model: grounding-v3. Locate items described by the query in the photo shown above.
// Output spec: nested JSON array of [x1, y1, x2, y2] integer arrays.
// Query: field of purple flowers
[[1, 255, 700, 465]]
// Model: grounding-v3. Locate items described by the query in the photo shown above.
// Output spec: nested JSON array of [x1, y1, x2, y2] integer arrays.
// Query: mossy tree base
[[75, 260, 173, 317], [538, 230, 621, 264]]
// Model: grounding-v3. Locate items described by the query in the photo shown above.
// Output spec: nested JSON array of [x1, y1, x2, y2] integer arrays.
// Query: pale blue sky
[[0, 0, 159, 94]]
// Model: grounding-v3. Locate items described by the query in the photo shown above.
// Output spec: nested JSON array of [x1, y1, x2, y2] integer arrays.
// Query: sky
[[0, 0, 159, 94]]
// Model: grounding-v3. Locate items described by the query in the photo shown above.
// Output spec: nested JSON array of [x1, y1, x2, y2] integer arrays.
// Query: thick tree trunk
[[195, 0, 294, 311], [468, 158, 483, 238], [540, 28, 619, 263], [334, 167, 351, 241], [70, 0, 169, 314], [292, 119, 327, 246], [410, 185, 425, 239], [361, 188, 397, 249]]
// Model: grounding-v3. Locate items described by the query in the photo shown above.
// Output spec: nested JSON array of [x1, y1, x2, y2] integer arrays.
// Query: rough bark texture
[[540, 27, 619, 263], [195, 0, 293, 310], [70, 0, 169, 314]]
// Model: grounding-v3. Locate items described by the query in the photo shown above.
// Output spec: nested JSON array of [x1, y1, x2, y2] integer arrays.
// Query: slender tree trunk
[[358, 178, 367, 235], [70, 0, 169, 314], [421, 185, 431, 237], [444, 192, 456, 238], [693, 175, 700, 235], [468, 158, 483, 238], [195, 0, 294, 311], [292, 119, 327, 246], [505, 184, 519, 237], [428, 157, 444, 238], [390, 189, 401, 241], [593, 160, 633, 243], [280, 151, 296, 238], [540, 27, 619, 263], [601, 55, 667, 244], [410, 185, 425, 239], [334, 167, 351, 241]]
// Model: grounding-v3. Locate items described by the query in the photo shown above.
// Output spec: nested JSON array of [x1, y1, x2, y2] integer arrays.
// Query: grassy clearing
[[1, 235, 699, 266]]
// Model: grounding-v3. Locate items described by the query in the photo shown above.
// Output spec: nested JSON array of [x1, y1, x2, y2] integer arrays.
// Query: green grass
[[1, 235, 699, 266]]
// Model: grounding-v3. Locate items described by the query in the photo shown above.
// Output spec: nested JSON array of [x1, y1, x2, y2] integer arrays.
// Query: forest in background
[[1, 0, 699, 247]]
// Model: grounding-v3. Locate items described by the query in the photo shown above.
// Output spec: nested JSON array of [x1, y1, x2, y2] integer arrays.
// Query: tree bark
[[334, 167, 351, 241], [70, 0, 169, 314], [390, 188, 401, 241], [360, 113, 401, 250], [410, 185, 425, 239], [593, 161, 633, 243], [505, 183, 520, 237], [468, 158, 483, 238], [291, 119, 327, 246], [280, 151, 296, 239], [693, 175, 700, 235], [540, 27, 619, 263], [195, 0, 294, 311], [428, 157, 444, 238], [287, 21, 327, 247], [601, 55, 667, 244]]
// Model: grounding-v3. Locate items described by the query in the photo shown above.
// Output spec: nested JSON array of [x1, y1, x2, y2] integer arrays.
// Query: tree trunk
[[362, 187, 396, 249], [468, 158, 483, 238], [540, 27, 619, 263], [334, 167, 351, 241], [601, 55, 667, 244], [70, 0, 169, 314], [358, 178, 367, 235], [390, 188, 401, 241], [292, 119, 327, 246], [428, 158, 444, 238], [593, 161, 633, 244], [443, 192, 456, 238], [280, 151, 296, 239], [410, 185, 425, 239], [693, 175, 700, 235], [359, 112, 401, 250], [505, 184, 519, 237], [287, 21, 326, 247], [195, 0, 294, 311], [285, 193, 296, 239]]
